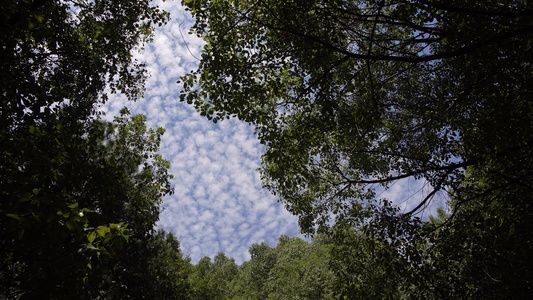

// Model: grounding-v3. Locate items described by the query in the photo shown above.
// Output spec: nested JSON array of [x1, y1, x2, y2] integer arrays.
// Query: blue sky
[[102, 0, 446, 264]]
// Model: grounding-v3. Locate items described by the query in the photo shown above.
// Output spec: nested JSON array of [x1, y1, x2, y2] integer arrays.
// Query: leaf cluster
[[0, 1, 188, 299], [181, 0, 533, 297], [180, 0, 533, 236]]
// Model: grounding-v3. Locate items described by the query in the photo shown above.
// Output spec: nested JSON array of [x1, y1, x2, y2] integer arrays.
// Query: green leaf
[[88, 232, 96, 243], [68, 203, 79, 209], [65, 221, 74, 231], [96, 226, 110, 237], [34, 14, 45, 23], [20, 192, 32, 202], [6, 213, 22, 221]]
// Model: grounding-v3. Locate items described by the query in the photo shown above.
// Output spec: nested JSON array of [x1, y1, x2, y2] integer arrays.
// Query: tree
[[230, 242, 277, 299], [326, 225, 421, 299], [1, 0, 168, 126], [107, 229, 193, 300], [180, 0, 533, 296], [0, 0, 173, 298], [414, 180, 533, 299], [230, 236, 335, 299], [263, 236, 335, 299], [180, 0, 533, 234], [1, 109, 176, 299], [188, 253, 238, 299]]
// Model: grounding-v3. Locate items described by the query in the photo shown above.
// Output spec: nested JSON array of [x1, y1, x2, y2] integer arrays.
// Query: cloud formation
[[102, 1, 302, 264], [102, 0, 444, 264]]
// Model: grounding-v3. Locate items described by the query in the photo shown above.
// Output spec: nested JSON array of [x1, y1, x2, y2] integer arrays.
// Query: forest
[[1, 0, 532, 299]]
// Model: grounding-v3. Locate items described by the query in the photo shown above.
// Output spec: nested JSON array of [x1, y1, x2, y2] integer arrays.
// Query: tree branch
[[241, 8, 533, 63], [416, 0, 533, 17], [344, 159, 476, 185]]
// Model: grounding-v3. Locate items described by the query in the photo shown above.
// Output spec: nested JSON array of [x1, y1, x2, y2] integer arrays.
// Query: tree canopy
[[180, 0, 533, 234], [180, 0, 533, 297], [3, 0, 533, 298], [219, 235, 335, 300], [0, 0, 191, 298], [0, 107, 180, 298]]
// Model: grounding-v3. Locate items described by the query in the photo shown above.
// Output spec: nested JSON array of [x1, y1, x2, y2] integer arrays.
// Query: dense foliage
[[187, 235, 335, 300], [0, 109, 178, 299], [180, 0, 533, 298], [188, 252, 239, 299], [181, 0, 533, 231], [0, 0, 192, 299], [231, 235, 335, 299], [3, 0, 533, 298]]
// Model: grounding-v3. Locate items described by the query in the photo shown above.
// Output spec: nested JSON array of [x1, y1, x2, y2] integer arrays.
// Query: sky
[[101, 0, 446, 264]]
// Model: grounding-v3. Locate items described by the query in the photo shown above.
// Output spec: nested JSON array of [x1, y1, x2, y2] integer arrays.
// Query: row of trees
[[180, 0, 533, 298], [187, 236, 334, 299], [181, 205, 530, 300]]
